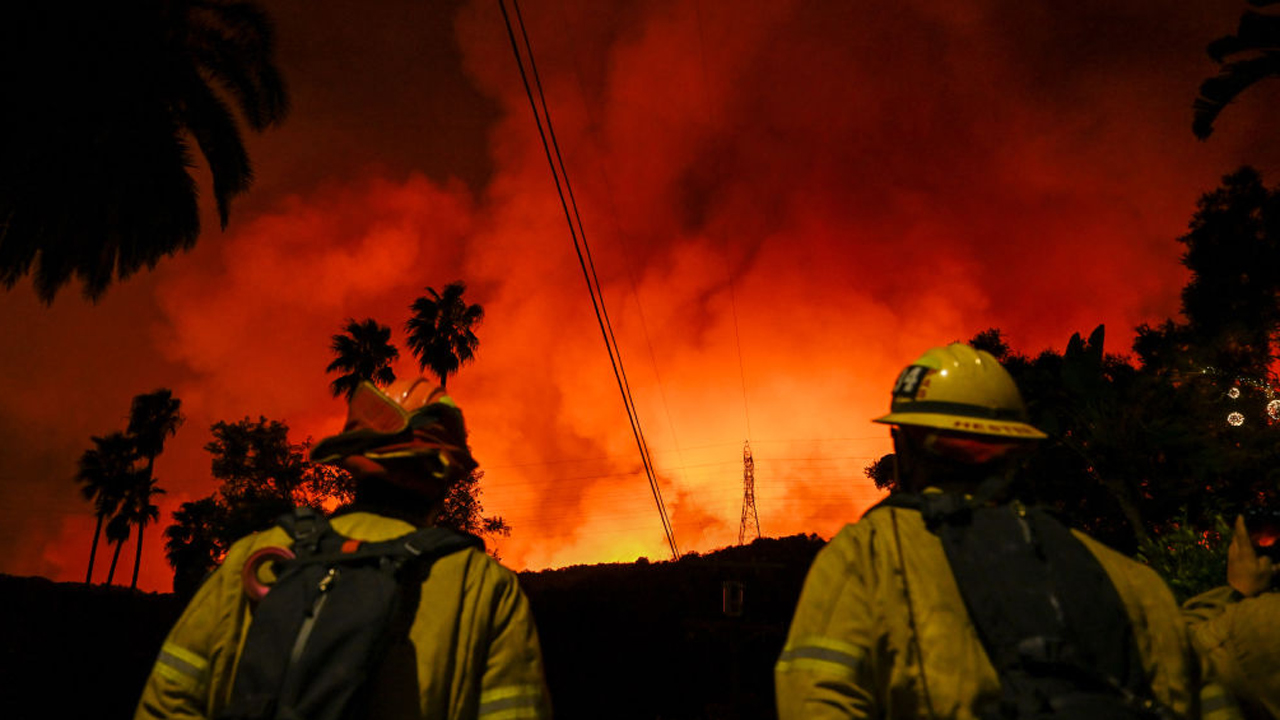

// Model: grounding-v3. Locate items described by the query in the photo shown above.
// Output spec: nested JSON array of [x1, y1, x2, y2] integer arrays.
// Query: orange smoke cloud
[[5, 0, 1280, 590]]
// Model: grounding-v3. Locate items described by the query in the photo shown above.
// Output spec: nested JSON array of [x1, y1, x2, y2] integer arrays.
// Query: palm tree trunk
[[86, 513, 103, 584], [107, 539, 124, 585], [130, 457, 156, 591], [130, 521, 145, 590]]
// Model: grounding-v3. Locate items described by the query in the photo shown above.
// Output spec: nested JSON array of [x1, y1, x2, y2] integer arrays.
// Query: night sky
[[3, 0, 1279, 592]]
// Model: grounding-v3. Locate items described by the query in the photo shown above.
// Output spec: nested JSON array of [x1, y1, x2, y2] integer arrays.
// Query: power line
[[497, 0, 679, 559], [546, 1, 700, 522]]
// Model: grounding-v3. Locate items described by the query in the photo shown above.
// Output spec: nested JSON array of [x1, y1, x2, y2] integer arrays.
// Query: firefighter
[[1183, 514, 1279, 719], [135, 380, 551, 720], [776, 343, 1236, 720]]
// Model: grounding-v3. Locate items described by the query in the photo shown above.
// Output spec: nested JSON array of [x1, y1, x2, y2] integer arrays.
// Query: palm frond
[[1194, 53, 1280, 139], [188, 2, 289, 129], [326, 318, 399, 397], [0, 0, 287, 302], [1208, 11, 1280, 62], [178, 67, 252, 228]]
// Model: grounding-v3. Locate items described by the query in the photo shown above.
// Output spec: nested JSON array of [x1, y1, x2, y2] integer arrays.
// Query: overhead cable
[[496, 0, 679, 560]]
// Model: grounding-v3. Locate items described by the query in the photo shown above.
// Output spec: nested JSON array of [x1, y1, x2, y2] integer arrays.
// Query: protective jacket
[[776, 504, 1237, 720], [1184, 586, 1280, 720], [136, 512, 551, 720]]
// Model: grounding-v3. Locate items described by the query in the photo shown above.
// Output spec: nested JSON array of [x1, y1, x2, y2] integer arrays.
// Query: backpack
[[873, 489, 1181, 720], [218, 507, 483, 720]]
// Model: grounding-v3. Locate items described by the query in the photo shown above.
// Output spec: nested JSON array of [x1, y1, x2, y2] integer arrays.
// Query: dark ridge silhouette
[[0, 574, 184, 719], [521, 534, 826, 720], [0, 534, 825, 719]]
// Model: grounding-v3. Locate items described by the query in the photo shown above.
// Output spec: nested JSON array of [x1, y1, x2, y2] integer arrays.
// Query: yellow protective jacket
[[776, 504, 1237, 720], [1184, 586, 1280, 720], [136, 512, 551, 720]]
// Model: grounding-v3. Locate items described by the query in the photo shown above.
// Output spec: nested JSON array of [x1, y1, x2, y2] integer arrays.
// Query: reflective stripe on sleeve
[[775, 636, 867, 680], [1201, 683, 1238, 720], [154, 642, 208, 691], [478, 684, 544, 720]]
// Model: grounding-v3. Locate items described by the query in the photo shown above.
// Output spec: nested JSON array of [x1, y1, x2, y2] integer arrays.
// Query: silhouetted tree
[[1129, 168, 1280, 518], [104, 501, 135, 586], [164, 417, 354, 590], [128, 390, 184, 468], [164, 497, 228, 598], [117, 474, 165, 590], [968, 327, 1013, 362], [1010, 326, 1178, 549], [0, 0, 289, 302], [207, 417, 346, 534], [1194, 1, 1280, 139], [1138, 167, 1280, 382], [436, 470, 511, 550], [327, 318, 399, 399], [406, 282, 484, 389], [75, 432, 138, 584], [124, 389, 183, 589], [983, 323, 1273, 555]]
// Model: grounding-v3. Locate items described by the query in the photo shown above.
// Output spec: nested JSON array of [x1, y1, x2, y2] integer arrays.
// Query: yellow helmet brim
[[873, 411, 1047, 440]]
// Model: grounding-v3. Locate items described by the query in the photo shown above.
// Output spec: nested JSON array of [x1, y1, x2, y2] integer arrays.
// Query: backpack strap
[[276, 506, 332, 558], [320, 525, 484, 561], [403, 527, 484, 557], [270, 522, 484, 573]]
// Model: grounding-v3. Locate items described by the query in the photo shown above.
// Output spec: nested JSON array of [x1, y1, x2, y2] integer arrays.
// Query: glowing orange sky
[[3, 0, 1279, 592]]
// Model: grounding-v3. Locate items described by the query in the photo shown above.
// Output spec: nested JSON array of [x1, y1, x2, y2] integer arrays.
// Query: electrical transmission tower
[[738, 441, 760, 545]]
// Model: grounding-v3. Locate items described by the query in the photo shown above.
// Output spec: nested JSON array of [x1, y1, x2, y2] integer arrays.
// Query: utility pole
[[738, 441, 760, 544]]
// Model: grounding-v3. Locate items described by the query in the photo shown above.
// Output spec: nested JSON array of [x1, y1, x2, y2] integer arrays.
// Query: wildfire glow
[[2, 1, 1280, 591]]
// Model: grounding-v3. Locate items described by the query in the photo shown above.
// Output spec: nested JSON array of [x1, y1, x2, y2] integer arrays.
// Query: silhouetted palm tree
[[1194, 1, 1280, 139], [406, 282, 484, 389], [118, 473, 166, 590], [164, 496, 229, 598], [75, 432, 138, 584], [327, 318, 399, 399], [128, 390, 184, 472], [0, 0, 289, 302], [124, 389, 182, 589], [104, 507, 135, 586]]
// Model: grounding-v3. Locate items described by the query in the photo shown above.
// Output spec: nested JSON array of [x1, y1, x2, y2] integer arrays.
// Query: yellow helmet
[[873, 343, 1047, 440]]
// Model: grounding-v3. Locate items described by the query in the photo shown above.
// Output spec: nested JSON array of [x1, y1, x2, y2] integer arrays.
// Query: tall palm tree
[[119, 473, 166, 590], [327, 318, 400, 399], [128, 389, 185, 468], [1194, 1, 1280, 139], [128, 389, 184, 476], [0, 0, 289, 302], [406, 282, 484, 389], [125, 389, 182, 589], [75, 432, 138, 584]]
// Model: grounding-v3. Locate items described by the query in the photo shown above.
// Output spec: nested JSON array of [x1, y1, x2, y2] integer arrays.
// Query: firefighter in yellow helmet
[[135, 380, 551, 720], [776, 343, 1237, 720]]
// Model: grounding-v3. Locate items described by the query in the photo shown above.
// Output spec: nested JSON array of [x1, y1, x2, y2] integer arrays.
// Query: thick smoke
[[1, 0, 1276, 589]]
